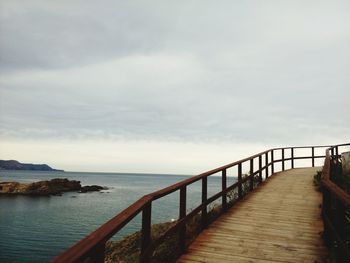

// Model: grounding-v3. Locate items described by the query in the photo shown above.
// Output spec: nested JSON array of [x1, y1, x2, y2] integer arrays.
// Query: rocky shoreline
[[0, 178, 107, 196]]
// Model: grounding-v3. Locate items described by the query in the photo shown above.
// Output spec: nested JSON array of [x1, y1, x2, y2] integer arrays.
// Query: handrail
[[320, 143, 350, 261], [321, 144, 350, 205], [51, 144, 347, 263], [52, 195, 153, 262]]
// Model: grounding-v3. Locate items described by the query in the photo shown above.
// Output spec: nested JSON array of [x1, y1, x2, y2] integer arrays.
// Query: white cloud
[[0, 0, 349, 172]]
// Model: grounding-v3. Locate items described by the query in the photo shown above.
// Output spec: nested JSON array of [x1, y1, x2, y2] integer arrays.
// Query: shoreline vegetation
[[0, 178, 107, 196], [313, 155, 350, 194], [104, 208, 219, 263]]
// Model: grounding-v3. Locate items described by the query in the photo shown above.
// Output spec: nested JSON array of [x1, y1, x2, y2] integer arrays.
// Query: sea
[[0, 170, 233, 263]]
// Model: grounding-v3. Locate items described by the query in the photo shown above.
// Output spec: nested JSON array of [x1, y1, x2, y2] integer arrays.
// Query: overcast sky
[[0, 0, 349, 173]]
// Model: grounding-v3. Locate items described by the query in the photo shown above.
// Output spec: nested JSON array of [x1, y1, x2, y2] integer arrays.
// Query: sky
[[0, 0, 349, 174]]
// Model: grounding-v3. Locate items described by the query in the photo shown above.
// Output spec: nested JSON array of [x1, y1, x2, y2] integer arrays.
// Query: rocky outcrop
[[0, 178, 107, 196], [0, 178, 81, 196], [79, 185, 106, 193]]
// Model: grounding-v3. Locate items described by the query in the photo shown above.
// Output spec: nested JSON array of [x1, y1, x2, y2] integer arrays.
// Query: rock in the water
[[79, 185, 105, 193], [0, 178, 108, 196], [0, 178, 81, 196]]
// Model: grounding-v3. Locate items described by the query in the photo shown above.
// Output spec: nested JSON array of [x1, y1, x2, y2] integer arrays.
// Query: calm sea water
[[0, 170, 231, 263]]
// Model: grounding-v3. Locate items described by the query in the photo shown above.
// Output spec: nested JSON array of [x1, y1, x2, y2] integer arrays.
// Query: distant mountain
[[0, 160, 63, 172]]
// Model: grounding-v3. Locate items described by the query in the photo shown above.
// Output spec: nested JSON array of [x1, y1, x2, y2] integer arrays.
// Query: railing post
[[238, 163, 242, 199], [281, 148, 285, 171], [331, 147, 334, 159], [291, 148, 294, 168], [89, 243, 105, 263], [258, 155, 262, 183], [331, 148, 335, 171], [201, 177, 207, 230], [335, 146, 339, 165], [335, 146, 339, 158], [141, 202, 152, 261], [312, 147, 315, 167], [249, 159, 254, 191], [222, 169, 227, 212], [265, 152, 269, 178], [179, 186, 187, 253], [271, 150, 274, 174]]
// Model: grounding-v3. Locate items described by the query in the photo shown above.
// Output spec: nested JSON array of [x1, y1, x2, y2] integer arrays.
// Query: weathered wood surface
[[178, 167, 328, 263]]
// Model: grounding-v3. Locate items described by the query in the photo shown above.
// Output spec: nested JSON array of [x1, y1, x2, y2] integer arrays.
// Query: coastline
[[0, 170, 221, 262]]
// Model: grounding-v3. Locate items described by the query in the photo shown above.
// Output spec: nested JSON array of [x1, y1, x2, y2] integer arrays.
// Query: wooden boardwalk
[[178, 167, 328, 263]]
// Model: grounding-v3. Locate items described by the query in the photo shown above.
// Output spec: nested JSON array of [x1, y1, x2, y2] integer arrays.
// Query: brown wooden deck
[[178, 167, 328, 263]]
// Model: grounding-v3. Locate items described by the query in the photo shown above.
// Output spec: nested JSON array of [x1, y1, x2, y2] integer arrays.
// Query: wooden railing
[[51, 144, 344, 263], [321, 143, 350, 262]]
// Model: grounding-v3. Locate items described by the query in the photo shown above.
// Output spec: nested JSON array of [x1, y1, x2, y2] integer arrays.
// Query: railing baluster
[[335, 146, 339, 158], [238, 163, 242, 199], [179, 186, 187, 253], [249, 159, 254, 191], [291, 148, 294, 168], [265, 152, 269, 178], [201, 177, 207, 230], [141, 202, 152, 261], [258, 155, 262, 183], [335, 146, 339, 165], [312, 147, 315, 167], [282, 148, 285, 171], [271, 150, 274, 174], [331, 147, 335, 169], [222, 169, 227, 212]]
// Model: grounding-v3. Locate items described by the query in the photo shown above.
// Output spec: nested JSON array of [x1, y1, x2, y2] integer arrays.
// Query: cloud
[[0, 0, 349, 172], [0, 0, 175, 71], [0, 138, 282, 173]]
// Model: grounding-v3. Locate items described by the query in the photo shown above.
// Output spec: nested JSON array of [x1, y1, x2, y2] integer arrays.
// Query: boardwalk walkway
[[178, 167, 328, 263]]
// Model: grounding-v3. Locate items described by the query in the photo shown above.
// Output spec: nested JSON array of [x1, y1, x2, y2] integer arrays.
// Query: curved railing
[[321, 143, 350, 261], [51, 144, 346, 263]]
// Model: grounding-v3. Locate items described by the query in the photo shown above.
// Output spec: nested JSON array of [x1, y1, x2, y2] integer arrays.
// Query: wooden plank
[[177, 167, 328, 262], [202, 228, 326, 246], [191, 238, 328, 256], [194, 232, 327, 250], [180, 251, 291, 263], [184, 248, 325, 263]]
